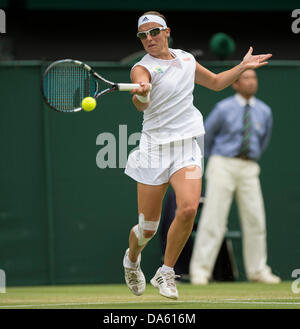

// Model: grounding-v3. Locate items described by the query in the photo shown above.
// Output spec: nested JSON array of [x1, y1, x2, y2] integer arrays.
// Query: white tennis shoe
[[249, 268, 281, 284], [150, 267, 179, 299], [123, 249, 146, 296]]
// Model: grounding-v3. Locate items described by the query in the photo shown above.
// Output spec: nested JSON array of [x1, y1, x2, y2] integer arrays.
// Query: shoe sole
[[129, 272, 146, 296], [190, 281, 208, 285], [250, 280, 281, 284], [150, 278, 178, 300], [127, 280, 146, 296], [131, 290, 144, 296], [124, 266, 146, 296]]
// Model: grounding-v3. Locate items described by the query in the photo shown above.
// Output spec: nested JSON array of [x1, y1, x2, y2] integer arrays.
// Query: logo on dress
[[154, 66, 164, 73], [183, 57, 191, 61]]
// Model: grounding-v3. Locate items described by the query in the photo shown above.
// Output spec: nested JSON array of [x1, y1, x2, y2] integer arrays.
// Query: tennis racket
[[41, 59, 151, 113]]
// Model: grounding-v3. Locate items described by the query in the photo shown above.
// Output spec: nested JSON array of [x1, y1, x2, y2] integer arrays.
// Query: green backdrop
[[0, 60, 299, 286], [0, 0, 297, 11]]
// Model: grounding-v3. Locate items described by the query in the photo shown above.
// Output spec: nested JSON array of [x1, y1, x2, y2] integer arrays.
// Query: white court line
[[1, 299, 300, 308]]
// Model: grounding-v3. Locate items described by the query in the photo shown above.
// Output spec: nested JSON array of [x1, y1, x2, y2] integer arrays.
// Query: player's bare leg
[[151, 166, 202, 299], [166, 166, 202, 266], [129, 182, 168, 261], [123, 182, 168, 296]]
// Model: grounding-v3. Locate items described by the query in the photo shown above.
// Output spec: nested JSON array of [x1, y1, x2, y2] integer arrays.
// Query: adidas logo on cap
[[142, 17, 149, 22]]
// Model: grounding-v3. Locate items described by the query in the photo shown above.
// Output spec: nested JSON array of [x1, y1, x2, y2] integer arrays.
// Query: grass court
[[0, 281, 299, 309]]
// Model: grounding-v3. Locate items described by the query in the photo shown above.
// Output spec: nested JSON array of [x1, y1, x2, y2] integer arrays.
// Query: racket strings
[[44, 63, 97, 111]]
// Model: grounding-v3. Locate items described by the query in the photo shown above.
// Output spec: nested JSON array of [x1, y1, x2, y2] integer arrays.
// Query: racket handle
[[117, 83, 152, 91]]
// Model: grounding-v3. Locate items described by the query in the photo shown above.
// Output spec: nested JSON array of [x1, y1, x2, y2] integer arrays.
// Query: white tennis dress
[[125, 48, 205, 185]]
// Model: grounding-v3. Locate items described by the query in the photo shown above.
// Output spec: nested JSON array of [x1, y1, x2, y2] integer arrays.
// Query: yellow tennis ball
[[82, 97, 96, 112]]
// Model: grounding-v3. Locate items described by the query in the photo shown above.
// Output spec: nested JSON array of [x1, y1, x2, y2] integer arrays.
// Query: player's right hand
[[130, 81, 151, 96]]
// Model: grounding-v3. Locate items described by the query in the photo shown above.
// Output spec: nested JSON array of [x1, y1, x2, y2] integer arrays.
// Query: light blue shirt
[[204, 94, 273, 160]]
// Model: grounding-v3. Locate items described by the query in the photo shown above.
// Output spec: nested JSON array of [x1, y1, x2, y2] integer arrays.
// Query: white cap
[[138, 14, 167, 29]]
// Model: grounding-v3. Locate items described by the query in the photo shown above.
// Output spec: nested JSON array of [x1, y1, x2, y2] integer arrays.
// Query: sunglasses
[[137, 27, 166, 40]]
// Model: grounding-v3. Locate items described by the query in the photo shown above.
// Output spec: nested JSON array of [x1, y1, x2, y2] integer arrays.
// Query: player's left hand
[[242, 47, 272, 69]]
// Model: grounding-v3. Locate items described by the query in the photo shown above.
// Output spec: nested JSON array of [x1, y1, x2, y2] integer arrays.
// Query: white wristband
[[136, 93, 150, 103]]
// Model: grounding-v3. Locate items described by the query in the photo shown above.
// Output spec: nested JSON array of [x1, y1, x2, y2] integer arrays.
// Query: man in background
[[189, 69, 281, 285]]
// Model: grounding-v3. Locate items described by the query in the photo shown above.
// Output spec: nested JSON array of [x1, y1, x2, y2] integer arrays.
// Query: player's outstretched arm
[[195, 46, 272, 91], [130, 66, 151, 112]]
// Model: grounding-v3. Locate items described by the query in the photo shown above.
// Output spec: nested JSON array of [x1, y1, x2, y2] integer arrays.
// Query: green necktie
[[240, 103, 251, 156]]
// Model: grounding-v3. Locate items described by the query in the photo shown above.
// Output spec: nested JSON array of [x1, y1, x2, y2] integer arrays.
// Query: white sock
[[125, 253, 139, 269], [161, 264, 174, 273]]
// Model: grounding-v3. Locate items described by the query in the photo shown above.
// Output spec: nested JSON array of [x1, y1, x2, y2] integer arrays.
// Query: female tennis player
[[123, 11, 272, 299]]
